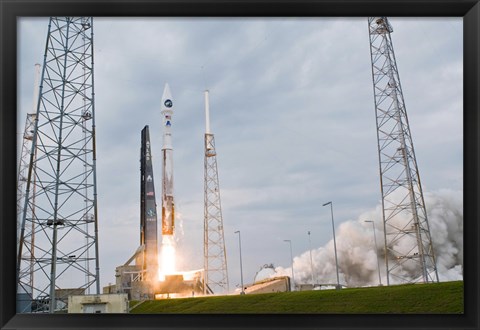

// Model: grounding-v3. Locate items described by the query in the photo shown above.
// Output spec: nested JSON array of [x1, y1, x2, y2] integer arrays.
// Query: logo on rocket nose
[[164, 99, 173, 108]]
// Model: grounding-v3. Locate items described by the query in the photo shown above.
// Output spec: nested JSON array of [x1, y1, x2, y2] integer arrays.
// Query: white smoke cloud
[[274, 189, 463, 287], [424, 189, 463, 281]]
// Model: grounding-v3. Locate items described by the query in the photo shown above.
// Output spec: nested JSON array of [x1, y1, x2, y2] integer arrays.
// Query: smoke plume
[[274, 189, 463, 287]]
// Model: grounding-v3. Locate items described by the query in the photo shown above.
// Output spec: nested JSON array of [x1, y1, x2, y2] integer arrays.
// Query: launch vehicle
[[140, 125, 158, 281], [160, 83, 175, 236], [136, 82, 176, 283]]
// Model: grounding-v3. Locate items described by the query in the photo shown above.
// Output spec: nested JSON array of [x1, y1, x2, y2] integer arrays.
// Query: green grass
[[129, 280, 463, 314]]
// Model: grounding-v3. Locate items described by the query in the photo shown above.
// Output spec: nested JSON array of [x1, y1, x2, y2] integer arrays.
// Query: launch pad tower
[[203, 91, 229, 294], [368, 17, 439, 285], [16, 17, 100, 313]]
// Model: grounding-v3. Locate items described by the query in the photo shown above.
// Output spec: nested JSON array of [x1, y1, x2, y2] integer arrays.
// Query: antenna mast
[[368, 17, 439, 285]]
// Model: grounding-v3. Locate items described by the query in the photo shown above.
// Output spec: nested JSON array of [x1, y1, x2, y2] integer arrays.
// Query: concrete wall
[[298, 284, 314, 291], [130, 280, 153, 301], [115, 265, 143, 299], [245, 276, 290, 294], [68, 293, 128, 313], [103, 284, 116, 294]]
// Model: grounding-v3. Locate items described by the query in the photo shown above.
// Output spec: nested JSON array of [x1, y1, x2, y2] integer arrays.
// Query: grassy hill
[[130, 280, 463, 314]]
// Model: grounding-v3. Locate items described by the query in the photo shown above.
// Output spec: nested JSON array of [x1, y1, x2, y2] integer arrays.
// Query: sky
[[17, 17, 463, 293]]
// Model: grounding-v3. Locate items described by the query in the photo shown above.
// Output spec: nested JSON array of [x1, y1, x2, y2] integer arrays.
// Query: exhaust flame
[[158, 235, 176, 281]]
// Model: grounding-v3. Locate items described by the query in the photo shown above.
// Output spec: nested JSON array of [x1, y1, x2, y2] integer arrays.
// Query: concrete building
[[67, 293, 128, 313]]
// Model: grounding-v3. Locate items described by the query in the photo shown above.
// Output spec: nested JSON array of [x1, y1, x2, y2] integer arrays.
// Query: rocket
[[160, 83, 175, 236], [140, 125, 158, 279]]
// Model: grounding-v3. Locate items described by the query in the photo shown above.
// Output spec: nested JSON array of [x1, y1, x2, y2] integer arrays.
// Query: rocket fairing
[[161, 83, 175, 236]]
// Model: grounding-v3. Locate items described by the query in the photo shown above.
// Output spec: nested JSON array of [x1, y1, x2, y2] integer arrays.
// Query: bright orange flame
[[158, 235, 176, 281]]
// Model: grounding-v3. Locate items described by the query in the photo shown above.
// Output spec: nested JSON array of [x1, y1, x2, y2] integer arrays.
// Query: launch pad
[[155, 270, 210, 299], [111, 266, 209, 300], [109, 85, 214, 301]]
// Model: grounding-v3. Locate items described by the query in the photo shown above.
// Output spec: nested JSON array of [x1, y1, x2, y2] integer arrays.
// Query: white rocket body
[[161, 83, 175, 236]]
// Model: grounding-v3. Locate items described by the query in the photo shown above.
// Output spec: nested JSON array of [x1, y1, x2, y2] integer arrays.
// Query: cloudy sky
[[18, 17, 462, 292]]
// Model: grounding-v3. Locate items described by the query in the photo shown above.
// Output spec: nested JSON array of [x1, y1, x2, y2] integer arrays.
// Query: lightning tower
[[203, 90, 229, 294], [16, 64, 41, 302], [16, 112, 37, 298], [17, 64, 41, 251], [368, 17, 439, 285], [16, 17, 100, 313]]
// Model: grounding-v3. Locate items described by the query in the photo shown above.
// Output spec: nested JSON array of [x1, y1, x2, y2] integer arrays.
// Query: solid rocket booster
[[161, 83, 175, 236]]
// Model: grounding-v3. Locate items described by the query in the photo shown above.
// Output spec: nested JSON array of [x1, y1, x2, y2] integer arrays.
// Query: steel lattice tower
[[16, 64, 41, 295], [203, 90, 229, 294], [16, 17, 100, 313], [368, 17, 439, 285], [17, 65, 41, 238], [17, 112, 37, 289], [17, 65, 40, 214]]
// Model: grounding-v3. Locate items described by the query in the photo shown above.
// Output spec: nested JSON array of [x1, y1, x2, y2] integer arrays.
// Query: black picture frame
[[1, 1, 478, 329]]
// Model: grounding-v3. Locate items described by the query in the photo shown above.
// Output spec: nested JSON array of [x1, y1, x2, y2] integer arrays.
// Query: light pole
[[234, 230, 245, 295], [364, 220, 382, 286], [307, 231, 315, 286], [322, 201, 340, 289], [283, 239, 295, 291]]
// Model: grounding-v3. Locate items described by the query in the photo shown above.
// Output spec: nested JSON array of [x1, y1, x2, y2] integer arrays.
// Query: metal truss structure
[[17, 65, 40, 291], [368, 17, 439, 285], [17, 64, 41, 251], [16, 17, 100, 313], [17, 111, 37, 293], [203, 91, 229, 294]]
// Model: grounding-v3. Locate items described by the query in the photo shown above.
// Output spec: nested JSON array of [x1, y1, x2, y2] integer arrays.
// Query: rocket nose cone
[[161, 83, 174, 111]]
